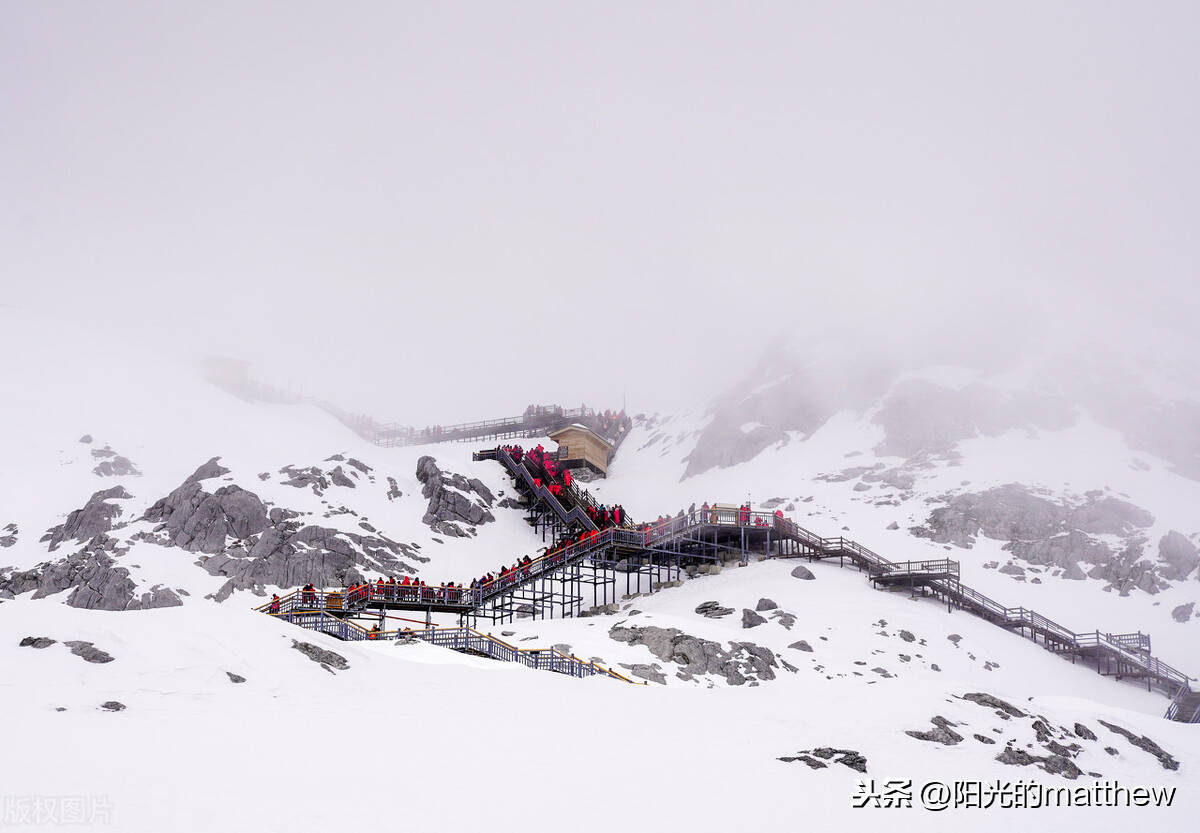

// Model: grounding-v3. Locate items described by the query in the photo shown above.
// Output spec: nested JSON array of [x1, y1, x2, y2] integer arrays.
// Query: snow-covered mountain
[[1, 308, 1197, 831]]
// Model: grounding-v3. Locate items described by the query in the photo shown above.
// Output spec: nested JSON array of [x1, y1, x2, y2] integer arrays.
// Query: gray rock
[[41, 486, 132, 551], [694, 601, 734, 618], [610, 625, 776, 685], [778, 754, 828, 769], [1171, 602, 1195, 623], [755, 597, 777, 612], [619, 663, 666, 685], [852, 482, 871, 492], [79, 434, 93, 444], [1097, 719, 1179, 770], [1042, 755, 1083, 779], [1158, 531, 1199, 581], [386, 477, 402, 501], [63, 640, 114, 663], [279, 465, 330, 494], [886, 521, 900, 530], [92, 452, 142, 478], [415, 456, 495, 534], [962, 692, 1025, 717], [99, 701, 125, 712], [1, 536, 184, 611], [996, 747, 1040, 767], [226, 672, 246, 683], [790, 565, 815, 580], [139, 468, 425, 599], [770, 609, 796, 629], [999, 563, 1026, 577], [19, 636, 56, 649], [742, 609, 767, 628], [898, 629, 916, 643], [330, 466, 356, 489], [185, 457, 231, 484], [788, 640, 813, 652], [906, 716, 963, 745], [291, 639, 350, 672], [1073, 722, 1097, 741], [974, 734, 996, 744]]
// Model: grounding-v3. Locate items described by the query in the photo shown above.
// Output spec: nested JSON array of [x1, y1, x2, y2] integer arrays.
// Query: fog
[[3, 2, 1198, 425]]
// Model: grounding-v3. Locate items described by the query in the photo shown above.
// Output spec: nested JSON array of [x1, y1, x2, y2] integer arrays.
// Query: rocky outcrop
[[0, 523, 16, 548], [291, 639, 349, 672], [63, 640, 114, 663], [610, 625, 777, 685], [1097, 720, 1180, 770], [279, 465, 331, 495], [185, 457, 231, 484], [415, 456, 495, 537], [41, 487, 132, 552], [905, 715, 963, 746], [911, 484, 1171, 593], [19, 636, 56, 649], [1, 534, 182, 610], [9, 464, 425, 608], [89, 445, 142, 478], [1171, 602, 1195, 623], [143, 482, 269, 553], [694, 601, 734, 618], [1158, 531, 1199, 581], [742, 608, 767, 628]]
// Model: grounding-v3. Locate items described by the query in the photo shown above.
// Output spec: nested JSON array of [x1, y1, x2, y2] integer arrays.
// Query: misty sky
[[3, 2, 1198, 424]]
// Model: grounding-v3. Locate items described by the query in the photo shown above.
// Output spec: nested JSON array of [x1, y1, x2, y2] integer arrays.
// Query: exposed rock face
[[0, 523, 16, 548], [7, 464, 425, 608], [694, 601, 734, 618], [1, 534, 184, 610], [911, 484, 1170, 593], [19, 636, 56, 649], [63, 640, 114, 663], [41, 487, 132, 552], [415, 456, 495, 537], [185, 457, 231, 484], [279, 465, 331, 495], [91, 446, 142, 478], [782, 747, 867, 773], [143, 482, 269, 553], [905, 715, 963, 746], [291, 639, 349, 672], [609, 625, 777, 685], [174, 501, 426, 601], [1158, 531, 1199, 581], [742, 608, 767, 628], [1097, 720, 1180, 770], [961, 692, 1025, 718]]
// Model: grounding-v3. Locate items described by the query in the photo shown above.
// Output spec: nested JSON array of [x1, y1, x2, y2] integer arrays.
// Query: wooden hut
[[548, 424, 615, 477]]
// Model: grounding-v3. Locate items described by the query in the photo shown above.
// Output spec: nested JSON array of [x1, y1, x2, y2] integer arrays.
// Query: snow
[[1, 309, 1198, 831]]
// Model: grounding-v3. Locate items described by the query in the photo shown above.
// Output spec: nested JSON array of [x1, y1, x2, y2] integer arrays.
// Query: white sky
[[3, 2, 1198, 424]]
